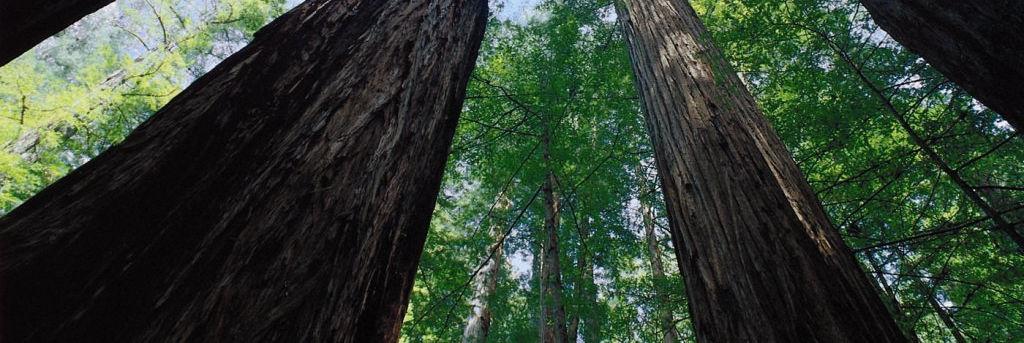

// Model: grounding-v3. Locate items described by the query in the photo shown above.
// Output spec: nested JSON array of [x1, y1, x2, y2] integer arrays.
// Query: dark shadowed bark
[[0, 0, 115, 66], [0, 0, 487, 341], [859, 0, 1024, 131], [615, 0, 907, 341]]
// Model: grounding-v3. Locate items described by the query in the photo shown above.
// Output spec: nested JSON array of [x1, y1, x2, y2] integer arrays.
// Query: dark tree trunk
[[0, 0, 487, 341], [859, 0, 1024, 131], [0, 0, 114, 66], [615, 0, 907, 341]]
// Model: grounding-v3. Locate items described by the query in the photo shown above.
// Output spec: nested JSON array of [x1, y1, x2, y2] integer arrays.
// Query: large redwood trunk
[[615, 0, 906, 341], [0, 0, 487, 341], [858, 0, 1024, 131], [0, 0, 115, 66]]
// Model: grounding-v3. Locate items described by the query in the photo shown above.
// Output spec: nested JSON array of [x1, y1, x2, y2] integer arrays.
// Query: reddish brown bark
[[0, 0, 487, 341], [615, 0, 906, 341], [0, 0, 115, 66]]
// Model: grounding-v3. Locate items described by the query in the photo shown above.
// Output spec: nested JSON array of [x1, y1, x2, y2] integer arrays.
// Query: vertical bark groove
[[615, 0, 906, 341], [0, 0, 488, 341]]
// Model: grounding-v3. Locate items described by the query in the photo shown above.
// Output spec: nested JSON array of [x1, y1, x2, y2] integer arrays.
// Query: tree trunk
[[864, 250, 923, 343], [0, 0, 487, 341], [539, 122, 568, 343], [568, 217, 599, 343], [858, 0, 1024, 131], [0, 0, 115, 66], [463, 195, 509, 343], [922, 284, 967, 343], [640, 189, 680, 343], [615, 0, 907, 341]]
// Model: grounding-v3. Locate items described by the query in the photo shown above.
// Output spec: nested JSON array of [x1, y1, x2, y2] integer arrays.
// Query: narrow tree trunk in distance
[[0, 0, 115, 66], [923, 286, 967, 343], [463, 195, 510, 343], [865, 250, 923, 343], [568, 218, 598, 343], [0, 0, 488, 341], [615, 0, 907, 341], [859, 0, 1024, 131], [539, 123, 568, 343], [640, 190, 680, 343]]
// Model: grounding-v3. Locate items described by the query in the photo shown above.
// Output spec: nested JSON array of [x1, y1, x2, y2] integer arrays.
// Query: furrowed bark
[[0, 0, 115, 66], [859, 0, 1024, 131], [0, 0, 488, 341], [615, 0, 907, 341], [463, 196, 509, 343]]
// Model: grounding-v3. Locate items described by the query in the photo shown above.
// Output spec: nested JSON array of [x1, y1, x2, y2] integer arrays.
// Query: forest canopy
[[0, 0, 1021, 342]]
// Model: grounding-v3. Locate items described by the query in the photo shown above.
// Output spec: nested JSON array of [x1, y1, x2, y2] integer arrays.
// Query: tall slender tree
[[0, 0, 116, 66], [0, 0, 487, 341], [858, 0, 1024, 131], [462, 195, 509, 343], [638, 168, 681, 343], [615, 0, 906, 340]]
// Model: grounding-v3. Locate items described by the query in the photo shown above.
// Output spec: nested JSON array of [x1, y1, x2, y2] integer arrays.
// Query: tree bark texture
[[0, 0, 487, 341], [859, 0, 1024, 132], [615, 0, 907, 341], [462, 196, 509, 343], [0, 0, 115, 66]]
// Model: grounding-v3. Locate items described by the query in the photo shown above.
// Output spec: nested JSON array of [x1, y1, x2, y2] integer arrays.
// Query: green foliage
[[2, 0, 1021, 342], [0, 0, 286, 212]]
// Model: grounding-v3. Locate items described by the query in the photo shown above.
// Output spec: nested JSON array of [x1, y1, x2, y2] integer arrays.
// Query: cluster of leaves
[[402, 1, 691, 341]]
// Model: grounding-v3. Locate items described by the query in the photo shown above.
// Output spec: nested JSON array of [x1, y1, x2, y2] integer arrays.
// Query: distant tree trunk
[[0, 0, 487, 341], [864, 250, 923, 343], [539, 121, 568, 343], [0, 0, 114, 66], [568, 218, 599, 343], [463, 195, 509, 343], [640, 189, 680, 343], [859, 0, 1024, 131], [615, 0, 907, 341], [921, 284, 967, 343]]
